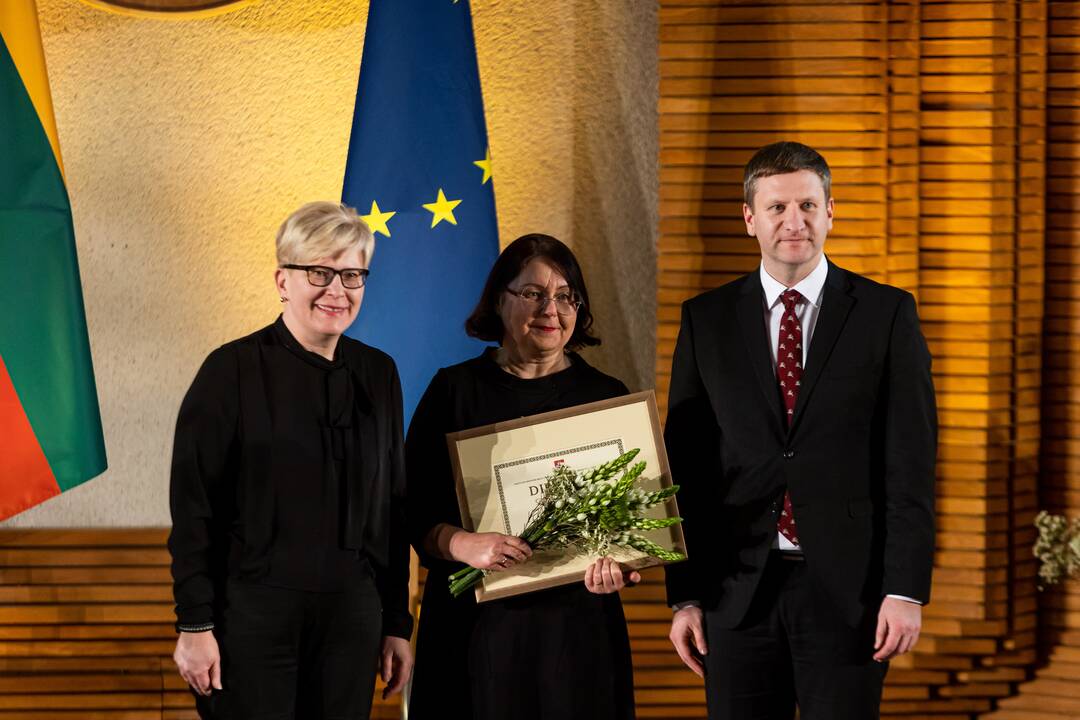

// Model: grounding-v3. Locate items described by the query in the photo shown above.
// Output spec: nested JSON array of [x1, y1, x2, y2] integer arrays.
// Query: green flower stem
[[448, 565, 476, 582], [449, 567, 485, 597]]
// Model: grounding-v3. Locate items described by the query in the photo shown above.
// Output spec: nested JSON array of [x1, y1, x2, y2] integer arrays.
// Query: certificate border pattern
[[492, 439, 625, 534]]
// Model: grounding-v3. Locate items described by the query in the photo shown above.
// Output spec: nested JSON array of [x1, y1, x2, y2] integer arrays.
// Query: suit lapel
[[789, 261, 855, 434], [735, 273, 785, 434]]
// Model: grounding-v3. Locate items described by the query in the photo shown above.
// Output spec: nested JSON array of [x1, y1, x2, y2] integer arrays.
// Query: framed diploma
[[447, 390, 686, 602]]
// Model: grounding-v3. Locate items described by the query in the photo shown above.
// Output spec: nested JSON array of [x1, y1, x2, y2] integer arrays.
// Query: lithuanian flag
[[0, 1, 106, 520]]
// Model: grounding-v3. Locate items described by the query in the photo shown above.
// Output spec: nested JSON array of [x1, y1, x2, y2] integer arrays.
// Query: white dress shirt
[[760, 255, 828, 552]]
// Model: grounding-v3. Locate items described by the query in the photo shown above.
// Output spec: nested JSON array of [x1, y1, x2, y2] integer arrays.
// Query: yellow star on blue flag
[[474, 147, 492, 184], [361, 200, 395, 237], [423, 189, 462, 228], [342, 0, 499, 423]]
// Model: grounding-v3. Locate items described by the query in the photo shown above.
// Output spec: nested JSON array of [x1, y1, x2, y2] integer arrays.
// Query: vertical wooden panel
[[907, 3, 1021, 711], [657, 1, 1063, 718], [1002, 0, 1046, 677], [655, 3, 904, 716], [889, 0, 922, 297], [986, 1, 1080, 716], [656, 1, 899, 417]]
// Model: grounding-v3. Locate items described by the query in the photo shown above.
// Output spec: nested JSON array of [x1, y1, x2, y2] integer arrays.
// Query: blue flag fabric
[[342, 0, 499, 425]]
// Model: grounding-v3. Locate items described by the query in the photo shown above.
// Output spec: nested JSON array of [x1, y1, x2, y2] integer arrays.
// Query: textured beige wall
[[4, 0, 656, 527]]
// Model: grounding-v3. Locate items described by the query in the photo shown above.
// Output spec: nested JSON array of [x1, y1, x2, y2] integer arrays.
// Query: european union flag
[[342, 0, 499, 424]]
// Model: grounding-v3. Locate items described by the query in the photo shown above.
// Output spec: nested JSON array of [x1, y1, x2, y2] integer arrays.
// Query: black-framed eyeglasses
[[281, 264, 370, 289], [504, 286, 583, 315]]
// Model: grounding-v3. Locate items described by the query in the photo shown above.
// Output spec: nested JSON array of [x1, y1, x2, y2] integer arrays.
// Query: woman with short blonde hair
[[169, 201, 413, 719], [275, 201, 375, 267]]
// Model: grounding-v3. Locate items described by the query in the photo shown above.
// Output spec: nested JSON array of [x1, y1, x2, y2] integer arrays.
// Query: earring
[[280, 297, 288, 303]]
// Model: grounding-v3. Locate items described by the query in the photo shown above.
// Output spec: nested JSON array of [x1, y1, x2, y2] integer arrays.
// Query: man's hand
[[379, 635, 414, 700], [584, 556, 642, 594], [873, 597, 922, 662], [174, 631, 222, 696], [668, 605, 708, 678]]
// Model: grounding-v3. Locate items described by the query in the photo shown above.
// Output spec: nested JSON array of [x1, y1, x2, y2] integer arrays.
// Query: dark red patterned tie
[[777, 289, 803, 546]]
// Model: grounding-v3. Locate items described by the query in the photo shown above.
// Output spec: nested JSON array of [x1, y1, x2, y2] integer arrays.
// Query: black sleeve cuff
[[174, 601, 215, 632], [176, 622, 215, 634], [381, 609, 414, 640]]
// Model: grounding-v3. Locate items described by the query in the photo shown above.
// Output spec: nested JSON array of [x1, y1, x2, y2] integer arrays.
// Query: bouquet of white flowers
[[1034, 510, 1080, 589], [449, 448, 684, 598]]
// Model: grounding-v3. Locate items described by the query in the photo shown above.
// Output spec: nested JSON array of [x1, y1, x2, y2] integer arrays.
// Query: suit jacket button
[[783, 449, 795, 459]]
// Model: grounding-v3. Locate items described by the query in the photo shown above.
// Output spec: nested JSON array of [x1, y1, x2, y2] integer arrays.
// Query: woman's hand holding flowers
[[449, 530, 533, 571]]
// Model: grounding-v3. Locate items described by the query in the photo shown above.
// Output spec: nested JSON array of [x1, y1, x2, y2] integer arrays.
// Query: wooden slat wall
[[889, 0, 922, 299], [657, 1, 962, 715], [657, 1, 1075, 719], [1006, 0, 1046, 679], [657, 0, 908, 416], [905, 1, 1046, 716], [987, 1, 1080, 717], [0, 530, 401, 720], [913, 7, 1015, 710], [620, 568, 705, 718]]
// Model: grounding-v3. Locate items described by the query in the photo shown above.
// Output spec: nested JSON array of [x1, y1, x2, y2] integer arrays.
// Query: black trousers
[[703, 553, 887, 720], [195, 576, 382, 720]]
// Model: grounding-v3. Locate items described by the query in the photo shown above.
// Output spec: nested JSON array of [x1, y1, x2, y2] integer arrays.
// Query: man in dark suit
[[664, 141, 937, 719]]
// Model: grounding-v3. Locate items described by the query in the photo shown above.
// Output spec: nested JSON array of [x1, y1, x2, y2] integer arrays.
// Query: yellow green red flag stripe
[[0, 0, 106, 520]]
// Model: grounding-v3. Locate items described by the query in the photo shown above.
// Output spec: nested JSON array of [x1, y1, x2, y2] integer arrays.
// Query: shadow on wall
[[570, 0, 658, 394]]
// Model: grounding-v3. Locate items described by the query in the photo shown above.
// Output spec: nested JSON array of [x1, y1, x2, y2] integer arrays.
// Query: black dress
[[168, 317, 412, 718], [406, 349, 636, 720]]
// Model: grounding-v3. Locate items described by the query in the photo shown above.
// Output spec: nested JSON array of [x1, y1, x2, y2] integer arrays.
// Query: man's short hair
[[743, 141, 831, 209]]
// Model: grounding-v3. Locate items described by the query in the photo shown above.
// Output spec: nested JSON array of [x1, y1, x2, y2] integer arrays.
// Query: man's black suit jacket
[[664, 260, 937, 628]]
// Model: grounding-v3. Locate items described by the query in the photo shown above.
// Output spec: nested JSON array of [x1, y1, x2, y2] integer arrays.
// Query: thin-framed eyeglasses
[[281, 264, 370, 289], [504, 286, 582, 315]]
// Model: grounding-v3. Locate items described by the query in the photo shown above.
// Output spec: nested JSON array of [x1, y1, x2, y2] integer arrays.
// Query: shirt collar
[[273, 314, 344, 370], [759, 253, 828, 309]]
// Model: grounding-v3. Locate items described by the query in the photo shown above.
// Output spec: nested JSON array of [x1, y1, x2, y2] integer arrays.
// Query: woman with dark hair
[[406, 234, 638, 720]]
